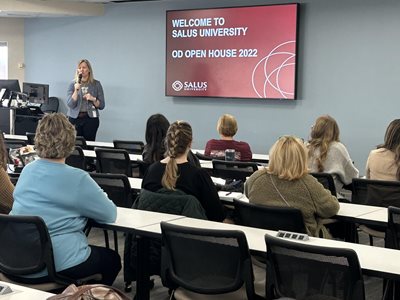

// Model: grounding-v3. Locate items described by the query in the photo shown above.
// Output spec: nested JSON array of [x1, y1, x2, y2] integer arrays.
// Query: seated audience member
[[245, 136, 339, 238], [11, 113, 121, 285], [366, 119, 400, 180], [124, 121, 225, 287], [0, 134, 14, 214], [142, 113, 200, 167], [307, 115, 359, 194], [205, 114, 252, 161], [142, 120, 225, 221]]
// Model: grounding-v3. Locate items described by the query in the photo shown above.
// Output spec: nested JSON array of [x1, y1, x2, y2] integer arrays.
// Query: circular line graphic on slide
[[252, 41, 296, 99]]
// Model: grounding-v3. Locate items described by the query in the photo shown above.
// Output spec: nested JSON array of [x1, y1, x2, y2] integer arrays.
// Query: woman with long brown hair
[[307, 115, 359, 194], [0, 133, 14, 213], [366, 119, 400, 180]]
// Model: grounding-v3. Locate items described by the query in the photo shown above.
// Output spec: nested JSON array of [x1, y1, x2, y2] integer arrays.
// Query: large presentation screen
[[166, 4, 299, 99]]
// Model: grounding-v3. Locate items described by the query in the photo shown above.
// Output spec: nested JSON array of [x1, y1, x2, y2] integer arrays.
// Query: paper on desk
[[211, 177, 226, 185]]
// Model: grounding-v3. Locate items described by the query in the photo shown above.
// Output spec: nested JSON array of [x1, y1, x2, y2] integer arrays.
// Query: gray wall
[[24, 0, 400, 175]]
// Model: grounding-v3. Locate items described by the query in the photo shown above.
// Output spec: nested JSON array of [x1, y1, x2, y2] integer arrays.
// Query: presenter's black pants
[[69, 114, 99, 141]]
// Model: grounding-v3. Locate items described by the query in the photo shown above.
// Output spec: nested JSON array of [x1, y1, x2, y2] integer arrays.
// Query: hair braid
[[162, 121, 192, 190]]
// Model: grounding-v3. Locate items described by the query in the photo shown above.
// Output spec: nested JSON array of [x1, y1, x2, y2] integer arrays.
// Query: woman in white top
[[307, 115, 359, 194], [366, 119, 400, 181]]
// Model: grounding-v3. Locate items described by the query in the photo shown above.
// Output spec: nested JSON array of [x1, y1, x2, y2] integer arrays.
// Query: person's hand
[[74, 82, 81, 92], [83, 93, 96, 102]]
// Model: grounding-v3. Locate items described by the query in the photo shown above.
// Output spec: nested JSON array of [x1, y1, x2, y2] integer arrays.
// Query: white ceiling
[[0, 0, 151, 18]]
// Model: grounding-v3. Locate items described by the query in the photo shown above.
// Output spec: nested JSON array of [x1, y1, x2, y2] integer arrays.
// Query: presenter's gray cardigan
[[66, 79, 105, 119]]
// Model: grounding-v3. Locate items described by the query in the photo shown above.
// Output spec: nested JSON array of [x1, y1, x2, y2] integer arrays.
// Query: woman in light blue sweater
[[11, 113, 121, 285]]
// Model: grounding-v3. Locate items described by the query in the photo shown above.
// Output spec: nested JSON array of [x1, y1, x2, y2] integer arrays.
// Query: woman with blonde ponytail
[[142, 120, 225, 221]]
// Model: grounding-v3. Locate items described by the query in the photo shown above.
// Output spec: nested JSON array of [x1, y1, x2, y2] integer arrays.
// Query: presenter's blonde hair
[[35, 113, 76, 159], [74, 59, 95, 84], [268, 136, 309, 181], [217, 114, 238, 137]]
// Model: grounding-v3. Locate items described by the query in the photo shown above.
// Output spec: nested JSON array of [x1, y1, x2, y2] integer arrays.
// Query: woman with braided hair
[[307, 115, 359, 195], [142, 120, 226, 221]]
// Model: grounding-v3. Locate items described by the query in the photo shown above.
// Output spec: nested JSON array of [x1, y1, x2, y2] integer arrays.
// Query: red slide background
[[166, 4, 298, 99]]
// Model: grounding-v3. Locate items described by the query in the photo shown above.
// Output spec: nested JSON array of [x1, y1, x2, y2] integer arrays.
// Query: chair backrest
[[113, 140, 144, 155], [75, 136, 87, 150], [195, 152, 213, 161], [352, 178, 400, 207], [212, 159, 258, 181], [234, 199, 307, 233], [310, 172, 337, 196], [0, 215, 58, 279], [40, 97, 59, 113], [90, 173, 133, 208], [65, 146, 86, 170], [26, 132, 35, 145], [386, 206, 400, 250], [264, 233, 365, 300], [95, 148, 132, 176], [160, 222, 256, 299]]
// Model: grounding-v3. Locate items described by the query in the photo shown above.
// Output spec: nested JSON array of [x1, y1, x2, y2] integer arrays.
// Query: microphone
[[78, 73, 83, 84]]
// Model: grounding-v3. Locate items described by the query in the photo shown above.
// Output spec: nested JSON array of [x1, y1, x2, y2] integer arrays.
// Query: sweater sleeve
[[304, 175, 340, 218], [95, 80, 105, 110], [196, 168, 226, 222], [0, 168, 14, 214], [76, 172, 117, 223], [330, 143, 359, 185], [66, 81, 78, 109]]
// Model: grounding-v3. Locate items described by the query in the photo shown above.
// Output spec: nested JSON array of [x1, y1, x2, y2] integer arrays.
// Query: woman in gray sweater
[[307, 115, 359, 194], [245, 136, 339, 238]]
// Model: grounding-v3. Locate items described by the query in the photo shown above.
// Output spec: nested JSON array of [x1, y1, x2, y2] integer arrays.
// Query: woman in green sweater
[[244, 135, 339, 238]]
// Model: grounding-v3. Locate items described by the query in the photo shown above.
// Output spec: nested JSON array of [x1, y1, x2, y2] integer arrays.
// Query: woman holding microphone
[[67, 59, 105, 141]]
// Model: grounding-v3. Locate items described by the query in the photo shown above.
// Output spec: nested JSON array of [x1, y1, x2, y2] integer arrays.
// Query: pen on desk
[[226, 192, 232, 196]]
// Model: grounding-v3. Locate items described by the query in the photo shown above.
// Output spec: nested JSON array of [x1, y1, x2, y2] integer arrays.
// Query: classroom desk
[[0, 281, 54, 300], [93, 208, 185, 300], [4, 134, 26, 141], [98, 209, 400, 300], [353, 207, 387, 227]]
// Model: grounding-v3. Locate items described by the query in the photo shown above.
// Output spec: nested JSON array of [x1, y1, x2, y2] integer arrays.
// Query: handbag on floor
[[47, 284, 130, 300]]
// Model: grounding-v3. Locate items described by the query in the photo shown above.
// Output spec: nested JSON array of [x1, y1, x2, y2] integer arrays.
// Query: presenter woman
[[67, 59, 105, 141]]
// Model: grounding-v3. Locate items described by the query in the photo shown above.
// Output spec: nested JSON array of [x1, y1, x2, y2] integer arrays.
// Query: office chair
[[113, 140, 144, 155], [352, 178, 400, 245], [265, 233, 365, 300], [88, 173, 133, 253], [233, 199, 307, 233], [65, 146, 86, 170], [75, 136, 87, 150], [310, 172, 337, 196], [0, 215, 101, 291], [95, 148, 132, 177], [161, 222, 262, 299], [212, 159, 258, 181], [40, 97, 59, 113], [195, 152, 213, 161], [26, 132, 35, 145], [383, 206, 400, 299]]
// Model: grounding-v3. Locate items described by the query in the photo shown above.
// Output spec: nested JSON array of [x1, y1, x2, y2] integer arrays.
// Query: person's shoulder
[[248, 168, 268, 182], [330, 141, 348, 151], [206, 139, 219, 145], [233, 140, 251, 148]]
